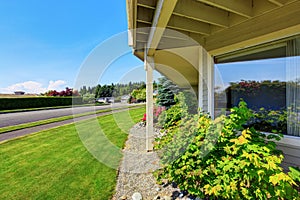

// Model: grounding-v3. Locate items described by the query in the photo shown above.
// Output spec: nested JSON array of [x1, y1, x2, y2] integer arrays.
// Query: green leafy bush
[[289, 167, 300, 181], [247, 108, 287, 134], [157, 92, 188, 129], [155, 101, 299, 199], [82, 93, 95, 103], [181, 90, 198, 114]]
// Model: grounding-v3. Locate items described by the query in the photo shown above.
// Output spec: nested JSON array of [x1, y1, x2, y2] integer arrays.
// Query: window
[[214, 36, 300, 137]]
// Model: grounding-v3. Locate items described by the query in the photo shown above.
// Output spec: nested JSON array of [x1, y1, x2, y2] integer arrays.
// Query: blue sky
[[0, 1, 287, 94], [0, 0, 149, 94], [216, 57, 286, 89]]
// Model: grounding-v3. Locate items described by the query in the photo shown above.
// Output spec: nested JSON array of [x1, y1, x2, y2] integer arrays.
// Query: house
[[14, 91, 25, 95], [121, 95, 130, 103], [126, 0, 300, 167]]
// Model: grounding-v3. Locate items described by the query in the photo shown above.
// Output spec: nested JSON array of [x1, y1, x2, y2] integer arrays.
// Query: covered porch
[[126, 0, 300, 166]]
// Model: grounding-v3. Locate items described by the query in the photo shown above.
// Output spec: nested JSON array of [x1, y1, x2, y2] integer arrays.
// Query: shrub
[[247, 108, 287, 134], [157, 92, 188, 129], [155, 101, 299, 199], [154, 106, 166, 123], [181, 90, 198, 114], [82, 93, 96, 103], [288, 166, 300, 194], [0, 97, 83, 110]]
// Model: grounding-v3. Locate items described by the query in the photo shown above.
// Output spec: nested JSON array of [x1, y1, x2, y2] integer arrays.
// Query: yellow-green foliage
[[156, 101, 299, 199], [157, 92, 188, 129]]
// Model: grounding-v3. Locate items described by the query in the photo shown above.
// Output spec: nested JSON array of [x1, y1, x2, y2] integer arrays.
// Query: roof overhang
[[127, 0, 300, 58]]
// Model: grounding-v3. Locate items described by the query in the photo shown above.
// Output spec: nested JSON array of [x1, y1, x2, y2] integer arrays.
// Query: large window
[[214, 36, 300, 137]]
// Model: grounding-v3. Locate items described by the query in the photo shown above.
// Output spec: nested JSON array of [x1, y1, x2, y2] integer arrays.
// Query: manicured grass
[[0, 107, 145, 199], [0, 104, 144, 134]]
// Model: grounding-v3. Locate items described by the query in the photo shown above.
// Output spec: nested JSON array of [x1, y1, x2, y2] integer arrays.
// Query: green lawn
[[0, 107, 145, 199]]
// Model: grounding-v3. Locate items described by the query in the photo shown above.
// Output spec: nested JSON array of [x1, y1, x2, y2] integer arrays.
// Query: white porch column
[[198, 46, 215, 118], [145, 55, 154, 151], [207, 51, 215, 119], [198, 47, 204, 110]]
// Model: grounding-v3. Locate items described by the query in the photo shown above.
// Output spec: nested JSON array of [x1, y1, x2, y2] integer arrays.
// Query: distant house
[[96, 97, 114, 103], [14, 91, 25, 95], [121, 95, 130, 103]]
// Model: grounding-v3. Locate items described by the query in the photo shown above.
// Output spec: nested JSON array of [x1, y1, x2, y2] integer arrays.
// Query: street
[[0, 103, 132, 128]]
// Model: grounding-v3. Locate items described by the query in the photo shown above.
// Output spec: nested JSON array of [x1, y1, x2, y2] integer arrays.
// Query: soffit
[[127, 0, 300, 58]]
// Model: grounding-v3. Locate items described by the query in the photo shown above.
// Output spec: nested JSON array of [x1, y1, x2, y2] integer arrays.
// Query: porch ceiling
[[127, 0, 300, 58]]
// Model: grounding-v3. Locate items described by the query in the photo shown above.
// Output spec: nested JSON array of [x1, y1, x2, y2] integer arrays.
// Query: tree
[[95, 84, 101, 98], [80, 81, 146, 99], [94, 84, 115, 98], [80, 86, 87, 95], [131, 88, 146, 102], [156, 77, 179, 108]]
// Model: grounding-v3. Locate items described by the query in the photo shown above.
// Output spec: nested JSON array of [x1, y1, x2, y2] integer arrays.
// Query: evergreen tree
[[80, 86, 87, 95], [95, 84, 101, 98], [88, 86, 92, 94], [156, 77, 179, 108]]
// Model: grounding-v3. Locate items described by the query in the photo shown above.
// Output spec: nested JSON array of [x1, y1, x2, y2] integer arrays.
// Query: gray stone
[[163, 196, 172, 200], [119, 195, 127, 200], [132, 192, 143, 200], [155, 187, 161, 192]]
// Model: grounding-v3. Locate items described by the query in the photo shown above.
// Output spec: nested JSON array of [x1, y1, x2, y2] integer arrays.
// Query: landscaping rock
[[112, 124, 190, 200], [179, 193, 184, 198], [153, 195, 162, 200], [119, 195, 127, 200], [163, 196, 171, 200], [132, 192, 143, 200]]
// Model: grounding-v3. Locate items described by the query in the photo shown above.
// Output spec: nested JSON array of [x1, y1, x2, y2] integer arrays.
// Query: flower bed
[[151, 98, 299, 199]]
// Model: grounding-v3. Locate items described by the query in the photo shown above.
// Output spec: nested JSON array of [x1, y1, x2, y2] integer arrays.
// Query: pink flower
[[155, 106, 165, 117]]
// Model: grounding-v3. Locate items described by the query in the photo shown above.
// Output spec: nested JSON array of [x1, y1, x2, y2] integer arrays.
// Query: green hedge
[[0, 97, 83, 110]]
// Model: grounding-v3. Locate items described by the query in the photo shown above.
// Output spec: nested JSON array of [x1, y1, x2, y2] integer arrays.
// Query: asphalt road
[[0, 103, 134, 128], [0, 107, 135, 142]]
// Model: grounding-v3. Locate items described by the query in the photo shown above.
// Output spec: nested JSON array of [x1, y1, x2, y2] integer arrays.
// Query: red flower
[[141, 113, 147, 122]]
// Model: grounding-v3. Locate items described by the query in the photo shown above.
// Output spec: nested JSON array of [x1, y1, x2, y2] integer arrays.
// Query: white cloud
[[0, 80, 68, 94], [47, 80, 67, 91]]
